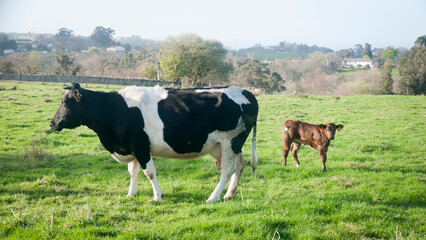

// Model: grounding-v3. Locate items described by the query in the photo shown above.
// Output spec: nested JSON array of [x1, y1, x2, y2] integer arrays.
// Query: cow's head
[[50, 83, 84, 131], [319, 123, 344, 140]]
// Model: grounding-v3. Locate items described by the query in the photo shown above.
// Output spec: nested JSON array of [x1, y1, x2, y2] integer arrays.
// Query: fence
[[0, 74, 180, 87]]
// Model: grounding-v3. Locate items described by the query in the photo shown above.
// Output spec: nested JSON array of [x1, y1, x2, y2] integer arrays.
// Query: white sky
[[0, 0, 425, 50]]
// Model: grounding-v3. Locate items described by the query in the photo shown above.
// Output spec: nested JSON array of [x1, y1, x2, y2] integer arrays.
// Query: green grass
[[0, 81, 425, 239]]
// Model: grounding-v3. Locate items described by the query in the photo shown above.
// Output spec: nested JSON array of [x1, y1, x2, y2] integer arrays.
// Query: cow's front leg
[[206, 150, 237, 203], [127, 159, 140, 196], [143, 158, 162, 201], [317, 148, 327, 171]]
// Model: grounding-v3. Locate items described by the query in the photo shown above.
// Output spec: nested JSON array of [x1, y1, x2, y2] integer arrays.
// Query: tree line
[[0, 27, 424, 95]]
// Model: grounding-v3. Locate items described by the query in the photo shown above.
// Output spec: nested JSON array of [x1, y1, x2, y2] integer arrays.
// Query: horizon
[[1, 0, 425, 51]]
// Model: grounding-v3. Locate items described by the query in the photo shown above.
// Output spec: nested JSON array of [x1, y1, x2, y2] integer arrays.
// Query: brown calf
[[282, 120, 343, 171]]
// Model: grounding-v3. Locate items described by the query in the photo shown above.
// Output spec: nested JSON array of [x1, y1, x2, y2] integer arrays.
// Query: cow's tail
[[251, 124, 258, 176]]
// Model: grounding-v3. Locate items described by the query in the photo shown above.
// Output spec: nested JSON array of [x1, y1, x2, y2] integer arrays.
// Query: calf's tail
[[251, 124, 258, 176]]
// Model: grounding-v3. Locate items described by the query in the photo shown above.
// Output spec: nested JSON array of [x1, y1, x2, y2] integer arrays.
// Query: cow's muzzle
[[50, 121, 61, 131]]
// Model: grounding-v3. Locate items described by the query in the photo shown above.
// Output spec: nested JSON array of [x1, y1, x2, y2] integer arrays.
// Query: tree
[[18, 51, 43, 75], [56, 28, 74, 38], [120, 52, 140, 69], [90, 26, 115, 47], [398, 38, 426, 95], [0, 33, 17, 55], [381, 46, 399, 61], [363, 43, 372, 59], [123, 43, 132, 52], [414, 35, 426, 47], [54, 28, 74, 51], [0, 58, 15, 73], [160, 34, 231, 86], [379, 58, 394, 94], [87, 47, 100, 55], [231, 59, 285, 93], [56, 54, 80, 75], [79, 55, 120, 77], [354, 44, 364, 58]]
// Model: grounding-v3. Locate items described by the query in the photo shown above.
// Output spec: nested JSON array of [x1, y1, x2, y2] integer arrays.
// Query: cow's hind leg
[[224, 152, 245, 199], [206, 148, 237, 203], [143, 158, 163, 201]]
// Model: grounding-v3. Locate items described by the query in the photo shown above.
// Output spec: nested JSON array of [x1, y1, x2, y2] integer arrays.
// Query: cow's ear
[[319, 124, 326, 130], [64, 83, 82, 101], [73, 89, 82, 102], [64, 83, 81, 90], [337, 124, 344, 131]]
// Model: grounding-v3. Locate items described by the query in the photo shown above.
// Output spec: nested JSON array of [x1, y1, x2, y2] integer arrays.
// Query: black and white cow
[[50, 83, 258, 203]]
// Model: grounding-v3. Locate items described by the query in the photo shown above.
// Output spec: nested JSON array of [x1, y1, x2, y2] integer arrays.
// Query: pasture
[[0, 81, 425, 239]]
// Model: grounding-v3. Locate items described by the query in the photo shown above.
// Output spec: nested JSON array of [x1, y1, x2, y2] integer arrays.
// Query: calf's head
[[50, 83, 83, 131], [319, 123, 344, 140]]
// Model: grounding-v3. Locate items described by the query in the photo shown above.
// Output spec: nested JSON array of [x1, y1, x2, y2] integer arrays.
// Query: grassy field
[[0, 81, 425, 239]]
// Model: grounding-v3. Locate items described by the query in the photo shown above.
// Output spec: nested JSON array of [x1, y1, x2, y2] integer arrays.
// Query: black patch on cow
[[53, 86, 151, 169], [158, 89, 243, 154], [231, 90, 259, 154]]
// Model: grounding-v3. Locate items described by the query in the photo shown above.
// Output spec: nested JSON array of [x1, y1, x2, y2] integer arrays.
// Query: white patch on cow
[[196, 86, 250, 106], [119, 85, 171, 154], [284, 127, 288, 131], [111, 152, 134, 164]]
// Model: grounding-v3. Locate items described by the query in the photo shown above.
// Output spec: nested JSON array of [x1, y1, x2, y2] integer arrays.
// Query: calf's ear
[[337, 124, 344, 131], [319, 124, 326, 130]]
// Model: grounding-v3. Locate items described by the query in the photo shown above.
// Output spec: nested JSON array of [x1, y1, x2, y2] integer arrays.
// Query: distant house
[[342, 58, 374, 68], [106, 46, 125, 52], [16, 39, 33, 51], [16, 39, 33, 46], [3, 49, 14, 55]]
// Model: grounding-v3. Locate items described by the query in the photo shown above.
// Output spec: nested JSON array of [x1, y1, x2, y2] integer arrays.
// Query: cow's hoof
[[126, 193, 137, 197], [223, 194, 235, 200], [149, 199, 161, 204], [205, 198, 218, 204], [152, 195, 162, 202]]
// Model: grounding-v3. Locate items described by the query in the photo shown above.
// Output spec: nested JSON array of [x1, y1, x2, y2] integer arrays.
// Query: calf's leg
[[282, 139, 291, 166], [317, 148, 327, 171], [291, 143, 301, 167]]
